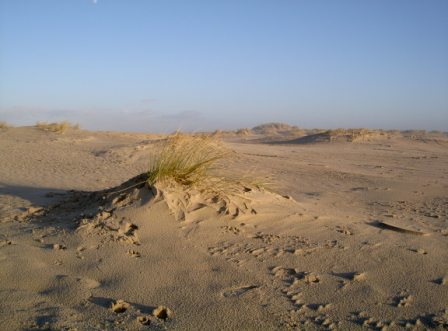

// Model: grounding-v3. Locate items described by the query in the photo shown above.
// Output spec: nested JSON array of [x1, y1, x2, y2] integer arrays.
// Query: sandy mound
[[3, 172, 298, 330], [264, 128, 388, 144], [252, 123, 299, 135]]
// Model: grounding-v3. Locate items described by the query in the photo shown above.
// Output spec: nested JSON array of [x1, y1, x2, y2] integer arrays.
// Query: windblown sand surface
[[1, 126, 447, 330]]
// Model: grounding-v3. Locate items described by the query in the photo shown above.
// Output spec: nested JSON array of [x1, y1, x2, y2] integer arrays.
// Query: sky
[[0, 0, 447, 132]]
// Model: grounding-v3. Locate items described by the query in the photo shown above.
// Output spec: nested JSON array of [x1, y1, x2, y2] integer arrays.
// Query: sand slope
[[1, 126, 448, 330]]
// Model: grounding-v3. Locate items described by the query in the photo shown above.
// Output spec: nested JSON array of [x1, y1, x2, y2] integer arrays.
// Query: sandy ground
[[0, 126, 447, 330]]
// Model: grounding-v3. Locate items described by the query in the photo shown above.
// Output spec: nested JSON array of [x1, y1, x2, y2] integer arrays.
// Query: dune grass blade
[[147, 134, 229, 186]]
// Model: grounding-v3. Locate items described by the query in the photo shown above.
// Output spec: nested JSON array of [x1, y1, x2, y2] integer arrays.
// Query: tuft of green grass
[[35, 121, 80, 133], [0, 121, 10, 129], [147, 133, 230, 187]]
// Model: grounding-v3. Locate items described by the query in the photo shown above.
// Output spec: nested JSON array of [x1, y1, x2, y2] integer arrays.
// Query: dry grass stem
[[147, 133, 230, 187]]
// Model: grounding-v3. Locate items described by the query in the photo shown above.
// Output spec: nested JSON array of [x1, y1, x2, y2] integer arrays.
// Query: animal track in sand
[[208, 233, 343, 267], [369, 197, 447, 232], [335, 225, 353, 235], [350, 311, 390, 329], [306, 303, 333, 312], [220, 225, 242, 235], [127, 249, 141, 258], [285, 308, 340, 330], [270, 266, 324, 310], [222, 285, 259, 297]]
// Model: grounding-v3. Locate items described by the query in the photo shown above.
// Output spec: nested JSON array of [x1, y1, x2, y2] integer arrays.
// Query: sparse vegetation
[[0, 121, 10, 129], [35, 121, 80, 133], [147, 133, 230, 187], [252, 122, 298, 135], [323, 128, 373, 142], [235, 128, 251, 136]]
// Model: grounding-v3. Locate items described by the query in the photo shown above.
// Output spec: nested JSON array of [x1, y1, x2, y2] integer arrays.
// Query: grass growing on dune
[[0, 121, 10, 129], [323, 128, 373, 142], [147, 133, 230, 186], [35, 121, 80, 133]]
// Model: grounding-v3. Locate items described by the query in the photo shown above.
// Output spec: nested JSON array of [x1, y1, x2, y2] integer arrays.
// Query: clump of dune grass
[[147, 133, 230, 187], [35, 121, 80, 133], [323, 128, 374, 142], [0, 121, 10, 129]]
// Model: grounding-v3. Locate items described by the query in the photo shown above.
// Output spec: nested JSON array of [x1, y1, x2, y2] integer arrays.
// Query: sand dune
[[0, 126, 447, 330]]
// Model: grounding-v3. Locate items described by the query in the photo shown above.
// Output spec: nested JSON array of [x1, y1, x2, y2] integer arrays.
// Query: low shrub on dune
[[35, 121, 80, 133], [0, 121, 10, 129], [324, 128, 373, 142]]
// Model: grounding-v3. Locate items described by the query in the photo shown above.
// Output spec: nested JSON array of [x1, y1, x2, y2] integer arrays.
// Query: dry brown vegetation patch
[[0, 121, 10, 129], [323, 128, 385, 142], [35, 121, 80, 133]]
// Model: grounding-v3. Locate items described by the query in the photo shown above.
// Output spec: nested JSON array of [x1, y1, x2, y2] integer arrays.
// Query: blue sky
[[1, 0, 447, 132]]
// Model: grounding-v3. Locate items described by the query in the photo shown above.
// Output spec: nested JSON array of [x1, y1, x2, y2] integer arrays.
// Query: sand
[[0, 125, 447, 330]]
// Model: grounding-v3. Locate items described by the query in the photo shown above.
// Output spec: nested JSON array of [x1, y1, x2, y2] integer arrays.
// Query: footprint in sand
[[220, 225, 241, 235], [306, 303, 333, 312], [332, 271, 366, 282], [222, 285, 259, 298], [432, 277, 447, 285], [76, 246, 86, 259], [392, 294, 415, 307], [303, 273, 320, 284], [336, 226, 353, 235], [250, 247, 267, 257], [409, 248, 427, 255], [153, 306, 173, 320], [0, 239, 13, 247], [137, 316, 151, 325], [271, 267, 301, 284], [111, 299, 130, 313], [53, 243, 66, 250]]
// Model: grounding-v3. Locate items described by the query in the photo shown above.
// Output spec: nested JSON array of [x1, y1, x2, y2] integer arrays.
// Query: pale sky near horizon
[[0, 0, 447, 132]]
